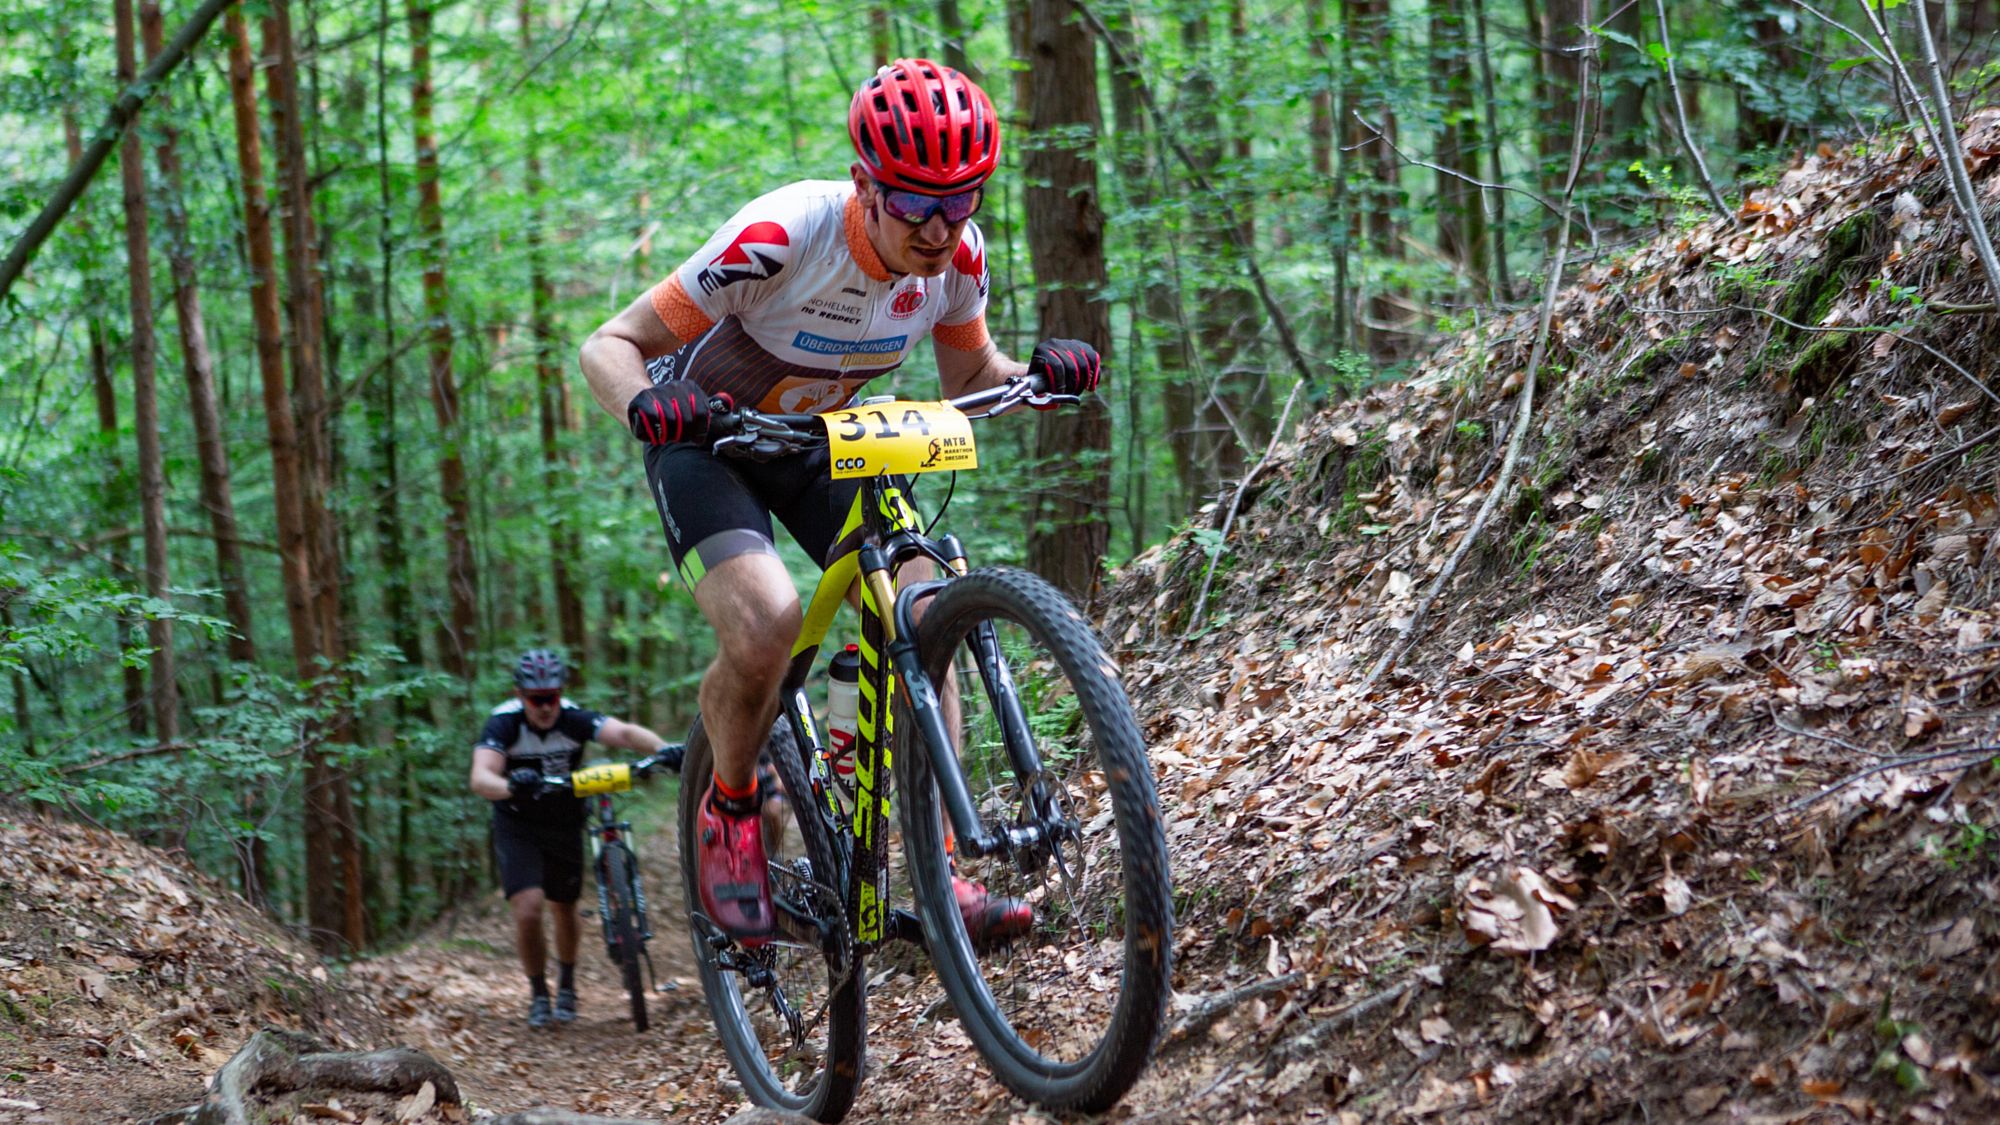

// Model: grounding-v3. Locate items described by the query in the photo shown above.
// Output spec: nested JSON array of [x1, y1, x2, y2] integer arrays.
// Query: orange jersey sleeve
[[648, 275, 715, 344], [932, 314, 990, 352]]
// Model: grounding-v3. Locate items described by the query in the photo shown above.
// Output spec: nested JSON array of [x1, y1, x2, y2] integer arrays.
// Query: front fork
[[874, 544, 1055, 862]]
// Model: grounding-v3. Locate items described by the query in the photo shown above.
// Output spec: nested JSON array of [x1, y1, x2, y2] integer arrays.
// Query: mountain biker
[[468, 649, 677, 1028], [577, 58, 1102, 948]]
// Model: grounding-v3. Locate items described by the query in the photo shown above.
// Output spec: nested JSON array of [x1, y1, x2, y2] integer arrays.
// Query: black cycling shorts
[[644, 441, 861, 590], [492, 812, 584, 903]]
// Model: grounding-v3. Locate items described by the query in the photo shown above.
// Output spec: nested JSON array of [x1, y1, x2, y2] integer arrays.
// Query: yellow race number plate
[[570, 762, 632, 796], [825, 401, 978, 479]]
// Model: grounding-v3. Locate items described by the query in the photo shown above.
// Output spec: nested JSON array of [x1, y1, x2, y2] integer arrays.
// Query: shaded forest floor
[[14, 120, 2000, 1122]]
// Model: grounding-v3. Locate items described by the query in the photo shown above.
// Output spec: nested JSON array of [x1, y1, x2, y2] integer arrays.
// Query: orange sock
[[711, 771, 759, 815]]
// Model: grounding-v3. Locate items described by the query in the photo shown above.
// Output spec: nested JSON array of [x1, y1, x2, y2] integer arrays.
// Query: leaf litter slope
[[17, 122, 2000, 1125], [1097, 112, 2000, 1121]]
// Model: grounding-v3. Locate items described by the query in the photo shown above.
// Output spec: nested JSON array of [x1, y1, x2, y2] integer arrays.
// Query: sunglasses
[[874, 181, 983, 225], [522, 691, 561, 707]]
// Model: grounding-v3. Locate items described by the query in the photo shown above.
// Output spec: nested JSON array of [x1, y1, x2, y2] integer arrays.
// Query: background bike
[[677, 375, 1174, 1122], [540, 747, 680, 1032]]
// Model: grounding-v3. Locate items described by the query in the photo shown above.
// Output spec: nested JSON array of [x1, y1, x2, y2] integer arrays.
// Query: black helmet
[[512, 649, 566, 691]]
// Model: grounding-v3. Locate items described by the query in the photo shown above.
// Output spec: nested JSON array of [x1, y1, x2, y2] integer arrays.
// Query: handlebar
[[536, 744, 684, 795], [705, 374, 1078, 461]]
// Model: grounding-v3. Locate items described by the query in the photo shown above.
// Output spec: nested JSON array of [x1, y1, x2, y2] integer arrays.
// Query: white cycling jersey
[[644, 179, 990, 414]]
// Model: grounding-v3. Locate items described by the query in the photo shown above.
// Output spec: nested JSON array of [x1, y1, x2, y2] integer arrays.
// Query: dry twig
[[1363, 20, 1600, 688]]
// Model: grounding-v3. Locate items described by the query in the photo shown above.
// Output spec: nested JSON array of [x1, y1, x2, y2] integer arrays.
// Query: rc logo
[[694, 222, 789, 295], [887, 286, 927, 320]]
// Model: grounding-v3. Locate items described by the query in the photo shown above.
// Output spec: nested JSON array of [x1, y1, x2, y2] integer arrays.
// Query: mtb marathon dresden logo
[[694, 222, 789, 294]]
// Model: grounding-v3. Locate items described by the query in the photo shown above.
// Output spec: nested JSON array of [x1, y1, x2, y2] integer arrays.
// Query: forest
[[1, 0, 1994, 965]]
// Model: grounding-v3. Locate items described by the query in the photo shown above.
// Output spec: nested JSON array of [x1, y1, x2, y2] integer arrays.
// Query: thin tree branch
[[1755, 745, 2000, 822], [0, 0, 238, 305], [1856, 0, 1947, 155], [1365, 8, 1600, 689], [1188, 380, 1306, 634], [1651, 0, 1733, 221], [59, 742, 196, 774], [1911, 0, 2000, 308], [1350, 115, 1570, 224]]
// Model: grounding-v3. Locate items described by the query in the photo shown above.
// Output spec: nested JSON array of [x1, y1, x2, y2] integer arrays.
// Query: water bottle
[[826, 645, 862, 818]]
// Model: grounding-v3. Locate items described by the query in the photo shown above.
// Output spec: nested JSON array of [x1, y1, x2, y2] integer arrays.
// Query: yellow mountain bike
[[676, 375, 1173, 1121]]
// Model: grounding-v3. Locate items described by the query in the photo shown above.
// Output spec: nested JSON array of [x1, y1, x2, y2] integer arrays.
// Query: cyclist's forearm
[[578, 332, 655, 420], [600, 717, 670, 755], [469, 754, 512, 800]]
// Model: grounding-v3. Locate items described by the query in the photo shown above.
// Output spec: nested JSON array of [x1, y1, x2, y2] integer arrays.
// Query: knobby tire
[[680, 718, 861, 1122], [897, 565, 1173, 1113], [602, 844, 649, 1032]]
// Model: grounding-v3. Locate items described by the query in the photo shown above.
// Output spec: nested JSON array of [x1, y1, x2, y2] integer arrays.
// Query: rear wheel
[[680, 717, 861, 1122], [602, 844, 649, 1032], [898, 566, 1173, 1113]]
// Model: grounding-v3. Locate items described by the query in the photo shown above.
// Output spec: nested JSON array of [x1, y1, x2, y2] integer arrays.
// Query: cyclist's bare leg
[[695, 552, 802, 793], [509, 887, 549, 978], [551, 898, 580, 966]]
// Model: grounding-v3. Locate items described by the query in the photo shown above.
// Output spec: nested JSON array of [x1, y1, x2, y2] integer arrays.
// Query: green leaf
[[1829, 57, 1875, 72], [1595, 25, 1641, 51]]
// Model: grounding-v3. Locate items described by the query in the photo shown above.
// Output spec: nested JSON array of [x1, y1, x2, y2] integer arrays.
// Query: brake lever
[[1023, 390, 1081, 411]]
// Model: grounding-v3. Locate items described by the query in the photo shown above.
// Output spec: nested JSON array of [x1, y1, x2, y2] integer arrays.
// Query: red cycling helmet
[[848, 58, 1000, 194]]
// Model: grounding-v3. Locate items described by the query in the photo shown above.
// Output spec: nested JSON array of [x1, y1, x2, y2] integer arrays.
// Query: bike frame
[[773, 466, 1054, 950], [586, 793, 650, 945]]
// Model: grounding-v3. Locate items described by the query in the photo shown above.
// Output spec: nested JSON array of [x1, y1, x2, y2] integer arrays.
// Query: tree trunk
[[521, 0, 585, 668], [938, 0, 974, 77], [267, 0, 364, 955], [115, 0, 180, 743], [409, 0, 480, 684], [1534, 0, 1588, 216], [1020, 0, 1112, 597], [1354, 0, 1406, 359], [1431, 0, 1489, 289], [1604, 0, 1647, 170], [228, 4, 335, 946], [1736, 3, 1795, 153], [1182, 15, 1266, 492], [60, 99, 149, 735], [140, 0, 254, 667], [1471, 0, 1511, 299], [1107, 3, 1179, 549]]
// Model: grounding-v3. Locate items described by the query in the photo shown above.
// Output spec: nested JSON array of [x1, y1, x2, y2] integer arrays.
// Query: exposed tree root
[[165, 1028, 461, 1125]]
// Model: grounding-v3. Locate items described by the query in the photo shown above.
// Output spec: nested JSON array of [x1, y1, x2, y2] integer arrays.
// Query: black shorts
[[492, 812, 584, 903], [644, 441, 861, 589]]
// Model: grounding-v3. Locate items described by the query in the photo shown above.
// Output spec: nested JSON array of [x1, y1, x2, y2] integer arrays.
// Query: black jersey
[[476, 698, 605, 824]]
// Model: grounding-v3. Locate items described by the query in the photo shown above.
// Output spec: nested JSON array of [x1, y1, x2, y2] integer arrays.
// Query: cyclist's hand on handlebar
[[653, 742, 684, 775], [1027, 338, 1101, 405], [626, 380, 733, 445], [507, 766, 546, 799]]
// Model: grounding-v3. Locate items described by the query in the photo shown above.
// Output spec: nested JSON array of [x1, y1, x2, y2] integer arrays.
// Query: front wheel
[[680, 717, 862, 1122], [897, 566, 1173, 1113], [601, 843, 649, 1032]]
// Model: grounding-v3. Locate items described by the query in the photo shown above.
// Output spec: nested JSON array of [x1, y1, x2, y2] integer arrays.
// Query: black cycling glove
[[1028, 338, 1102, 399], [507, 766, 545, 799], [653, 743, 685, 775], [627, 380, 729, 445]]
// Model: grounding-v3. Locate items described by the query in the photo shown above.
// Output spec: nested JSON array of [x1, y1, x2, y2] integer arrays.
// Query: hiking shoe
[[697, 781, 774, 946], [554, 986, 577, 1024], [527, 993, 553, 1029], [954, 875, 1033, 948]]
